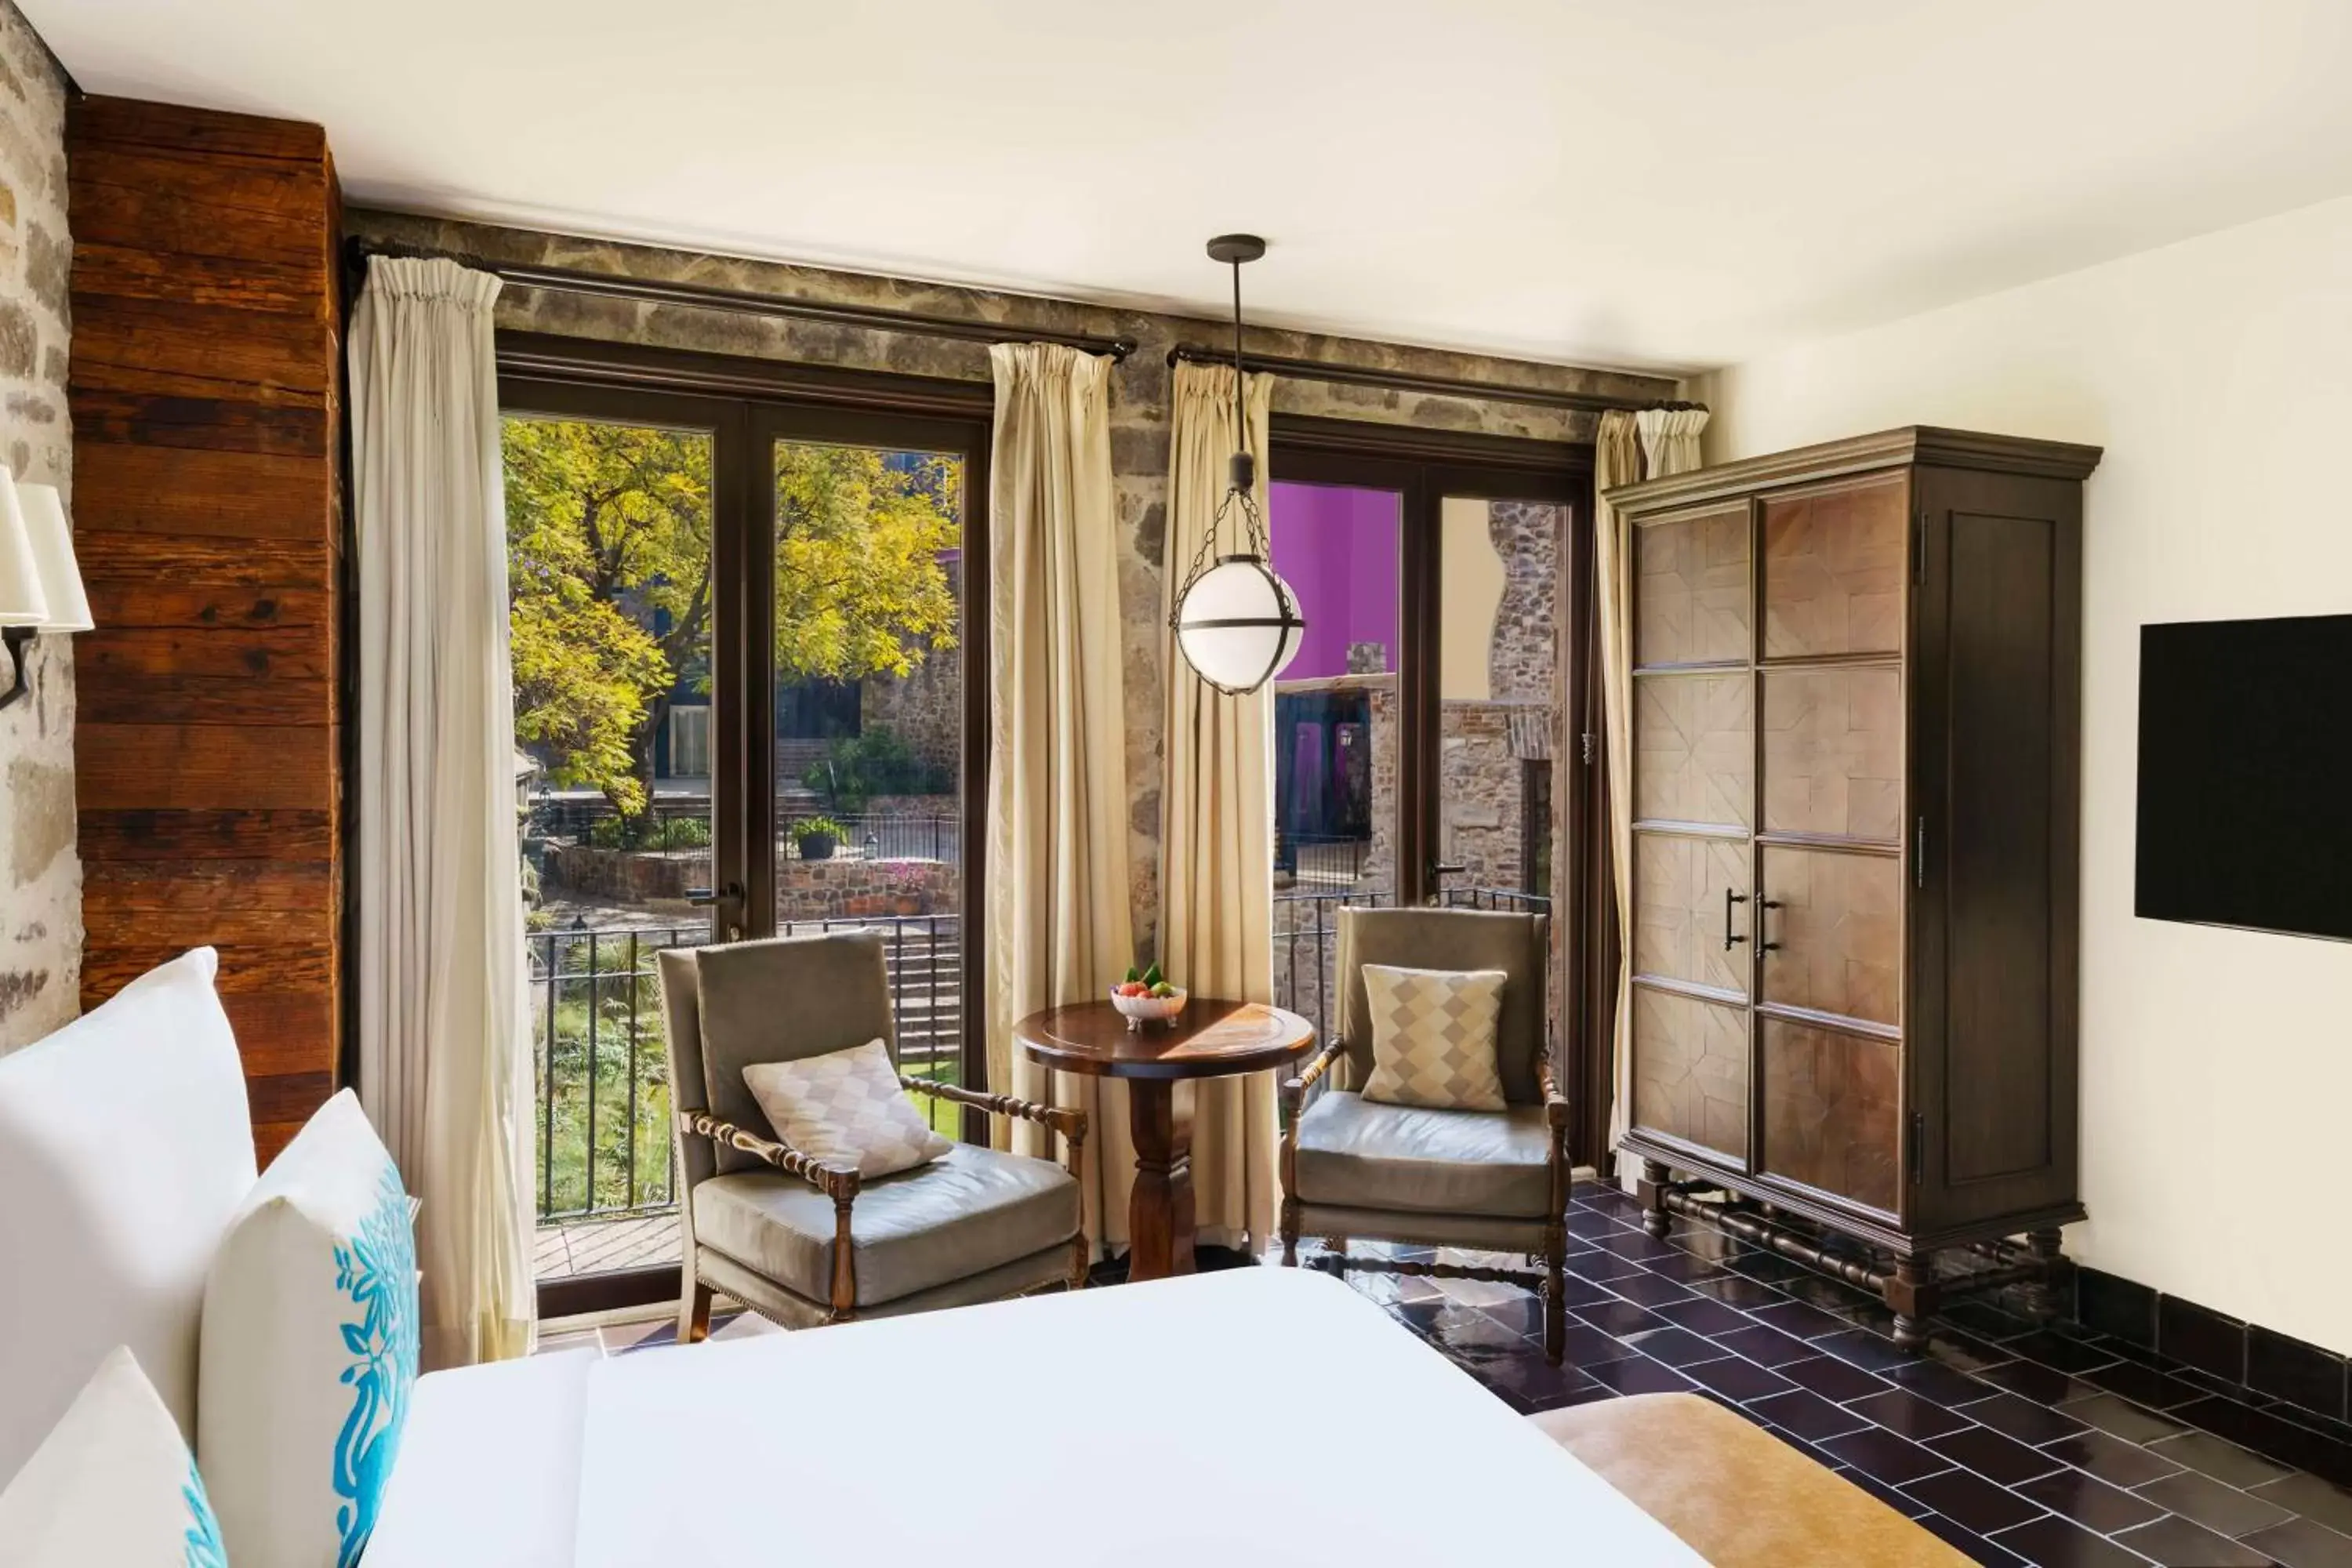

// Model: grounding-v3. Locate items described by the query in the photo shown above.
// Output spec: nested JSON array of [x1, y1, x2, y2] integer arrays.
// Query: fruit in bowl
[[1110, 964, 1186, 1029]]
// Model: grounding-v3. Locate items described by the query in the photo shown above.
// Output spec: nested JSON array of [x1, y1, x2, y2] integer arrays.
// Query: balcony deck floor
[[535, 1211, 681, 1281]]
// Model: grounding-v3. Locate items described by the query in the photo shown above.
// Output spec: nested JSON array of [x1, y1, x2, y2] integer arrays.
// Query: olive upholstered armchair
[[655, 931, 1088, 1340], [1278, 906, 1571, 1364]]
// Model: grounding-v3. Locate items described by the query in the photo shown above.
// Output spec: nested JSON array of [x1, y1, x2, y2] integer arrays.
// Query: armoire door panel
[[1632, 985, 1750, 1162], [1760, 1018, 1900, 1215], [1633, 673, 1752, 829], [1635, 503, 1751, 667], [1759, 846, 1902, 1028], [1762, 475, 1907, 659], [1942, 507, 2059, 1185], [1762, 665, 1904, 843], [1633, 833, 1752, 995]]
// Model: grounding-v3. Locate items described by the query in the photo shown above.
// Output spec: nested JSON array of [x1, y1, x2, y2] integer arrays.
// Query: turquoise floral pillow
[[0, 1345, 225, 1566], [199, 1091, 419, 1568]]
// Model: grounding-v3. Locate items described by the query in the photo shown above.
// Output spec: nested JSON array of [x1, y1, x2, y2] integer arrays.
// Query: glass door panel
[[1760, 1018, 1900, 1214], [504, 409, 717, 1293], [1632, 987, 1751, 1162], [770, 437, 967, 1134], [1758, 845, 1902, 1028], [1266, 480, 1403, 1043], [1761, 475, 1907, 659], [1432, 495, 1564, 916]]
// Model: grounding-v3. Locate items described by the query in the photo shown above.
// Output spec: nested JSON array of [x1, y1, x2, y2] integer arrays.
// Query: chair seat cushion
[[1292, 1091, 1553, 1217], [1530, 1393, 1973, 1567], [694, 1143, 1078, 1309]]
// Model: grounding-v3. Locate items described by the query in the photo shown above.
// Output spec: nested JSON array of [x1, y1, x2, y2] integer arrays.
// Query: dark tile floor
[[546, 1180, 2352, 1566], [1316, 1181, 2352, 1568]]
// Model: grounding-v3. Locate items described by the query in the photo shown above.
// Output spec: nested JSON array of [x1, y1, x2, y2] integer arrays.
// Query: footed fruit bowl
[[1109, 985, 1187, 1029]]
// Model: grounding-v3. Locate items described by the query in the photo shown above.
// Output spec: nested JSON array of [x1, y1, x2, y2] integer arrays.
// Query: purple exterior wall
[[1269, 481, 1402, 681]]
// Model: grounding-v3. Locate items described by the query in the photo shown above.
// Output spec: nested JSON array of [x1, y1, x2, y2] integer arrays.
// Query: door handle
[[1757, 895, 1783, 953], [1722, 888, 1749, 951], [686, 880, 748, 942]]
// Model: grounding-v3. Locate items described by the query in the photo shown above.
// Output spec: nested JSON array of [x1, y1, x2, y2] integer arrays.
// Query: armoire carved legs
[[1635, 1158, 1672, 1240], [1886, 1252, 1938, 1353]]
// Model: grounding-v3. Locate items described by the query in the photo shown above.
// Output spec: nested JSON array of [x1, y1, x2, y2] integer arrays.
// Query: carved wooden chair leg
[[1279, 1196, 1300, 1267], [679, 1275, 714, 1345]]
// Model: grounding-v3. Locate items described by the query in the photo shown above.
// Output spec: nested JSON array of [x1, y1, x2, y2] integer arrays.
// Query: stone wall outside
[[347, 209, 1677, 956], [0, 2, 73, 1052]]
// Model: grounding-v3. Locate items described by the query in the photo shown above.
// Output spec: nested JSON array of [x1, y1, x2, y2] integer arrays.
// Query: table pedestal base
[[1127, 1080, 1195, 1281]]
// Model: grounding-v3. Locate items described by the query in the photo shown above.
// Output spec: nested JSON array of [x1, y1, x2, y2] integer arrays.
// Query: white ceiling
[[28, 0, 2352, 372]]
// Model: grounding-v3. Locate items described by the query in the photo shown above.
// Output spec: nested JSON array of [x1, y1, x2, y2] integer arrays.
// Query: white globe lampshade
[[1174, 554, 1305, 695]]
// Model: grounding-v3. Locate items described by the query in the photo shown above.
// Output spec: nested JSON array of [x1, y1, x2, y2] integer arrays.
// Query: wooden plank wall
[[67, 97, 345, 1161]]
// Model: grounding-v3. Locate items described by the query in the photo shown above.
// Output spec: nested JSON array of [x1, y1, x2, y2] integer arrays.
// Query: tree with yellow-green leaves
[[503, 418, 960, 835]]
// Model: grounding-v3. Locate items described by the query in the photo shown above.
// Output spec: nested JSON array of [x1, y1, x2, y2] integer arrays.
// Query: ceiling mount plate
[[1206, 234, 1267, 266]]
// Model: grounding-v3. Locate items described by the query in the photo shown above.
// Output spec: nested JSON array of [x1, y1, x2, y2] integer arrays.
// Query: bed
[[368, 1266, 1703, 1566]]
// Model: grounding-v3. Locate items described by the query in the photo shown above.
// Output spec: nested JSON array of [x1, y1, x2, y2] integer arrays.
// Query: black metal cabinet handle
[[1722, 887, 1749, 951], [1758, 895, 1783, 953]]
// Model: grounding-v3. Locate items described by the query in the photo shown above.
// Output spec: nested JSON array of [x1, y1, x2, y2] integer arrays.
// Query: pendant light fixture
[[1169, 234, 1305, 696]]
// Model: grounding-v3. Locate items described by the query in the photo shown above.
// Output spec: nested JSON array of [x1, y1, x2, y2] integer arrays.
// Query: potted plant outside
[[793, 815, 844, 862]]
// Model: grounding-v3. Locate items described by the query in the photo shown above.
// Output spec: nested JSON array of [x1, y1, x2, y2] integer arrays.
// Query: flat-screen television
[[2136, 613, 2352, 942]]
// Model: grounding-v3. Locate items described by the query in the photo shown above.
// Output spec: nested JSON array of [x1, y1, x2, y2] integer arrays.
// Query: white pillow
[[0, 1345, 227, 1568], [200, 1089, 418, 1568], [0, 947, 256, 1488], [1360, 964, 1510, 1112], [742, 1038, 953, 1178]]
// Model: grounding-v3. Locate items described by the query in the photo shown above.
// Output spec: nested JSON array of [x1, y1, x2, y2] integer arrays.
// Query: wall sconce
[[0, 470, 91, 713]]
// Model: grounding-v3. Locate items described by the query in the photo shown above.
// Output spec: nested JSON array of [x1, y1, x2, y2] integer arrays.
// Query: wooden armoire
[[1609, 426, 2102, 1348]]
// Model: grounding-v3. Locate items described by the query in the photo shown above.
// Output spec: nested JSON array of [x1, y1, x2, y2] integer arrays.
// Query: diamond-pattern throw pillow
[[1360, 965, 1510, 1112], [742, 1040, 953, 1179]]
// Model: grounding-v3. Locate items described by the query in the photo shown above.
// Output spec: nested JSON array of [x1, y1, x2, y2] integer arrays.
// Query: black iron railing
[[530, 913, 963, 1223], [527, 796, 957, 864]]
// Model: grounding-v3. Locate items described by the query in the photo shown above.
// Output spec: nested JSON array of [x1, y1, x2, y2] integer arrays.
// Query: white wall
[[1696, 192, 2352, 1355]]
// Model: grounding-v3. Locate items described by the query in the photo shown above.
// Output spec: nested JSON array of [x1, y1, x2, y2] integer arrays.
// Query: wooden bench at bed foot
[[1530, 1393, 1972, 1567]]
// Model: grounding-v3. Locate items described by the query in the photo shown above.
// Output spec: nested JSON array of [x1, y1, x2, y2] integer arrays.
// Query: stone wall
[[1487, 500, 1563, 704], [775, 856, 960, 924], [0, 3, 73, 1052], [346, 209, 1678, 954], [858, 556, 961, 779]]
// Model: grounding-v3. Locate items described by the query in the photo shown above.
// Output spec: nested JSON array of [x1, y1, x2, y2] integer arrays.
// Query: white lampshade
[[1173, 554, 1305, 695], [15, 483, 90, 633], [0, 467, 46, 628]]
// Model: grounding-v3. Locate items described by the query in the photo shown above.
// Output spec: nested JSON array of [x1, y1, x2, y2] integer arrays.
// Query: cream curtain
[[1599, 405, 1709, 1160], [1160, 361, 1279, 1252], [350, 257, 535, 1369], [983, 343, 1137, 1258]]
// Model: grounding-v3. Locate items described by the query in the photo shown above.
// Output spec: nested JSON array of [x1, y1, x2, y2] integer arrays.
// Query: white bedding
[[374, 1268, 1700, 1566]]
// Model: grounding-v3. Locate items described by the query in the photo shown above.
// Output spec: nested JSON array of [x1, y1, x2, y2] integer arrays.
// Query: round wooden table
[[1015, 998, 1316, 1281]]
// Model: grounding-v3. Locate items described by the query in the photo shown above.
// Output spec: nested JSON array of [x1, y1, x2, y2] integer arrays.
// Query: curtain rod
[[1165, 342, 1702, 416], [344, 238, 1139, 361]]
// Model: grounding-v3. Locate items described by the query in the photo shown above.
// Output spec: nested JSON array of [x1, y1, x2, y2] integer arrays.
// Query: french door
[[1265, 421, 1599, 1159], [501, 360, 991, 1317]]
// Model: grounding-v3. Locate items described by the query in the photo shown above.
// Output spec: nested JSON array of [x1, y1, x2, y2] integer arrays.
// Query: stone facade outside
[[0, 3, 74, 1052], [857, 557, 962, 780], [543, 841, 958, 922], [346, 209, 1679, 957]]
